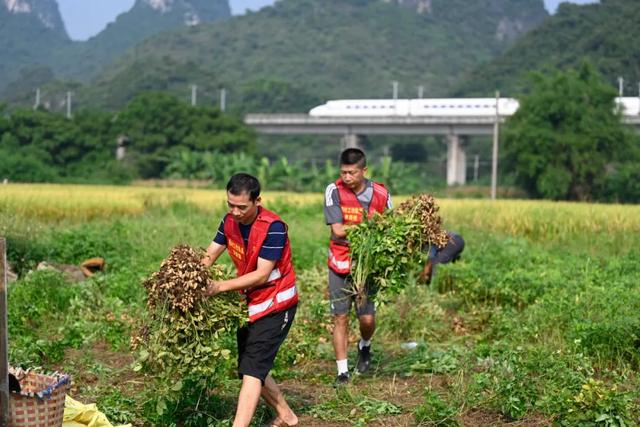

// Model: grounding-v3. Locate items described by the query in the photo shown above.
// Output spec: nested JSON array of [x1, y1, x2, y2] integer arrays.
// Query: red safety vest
[[327, 179, 389, 274], [223, 207, 298, 322]]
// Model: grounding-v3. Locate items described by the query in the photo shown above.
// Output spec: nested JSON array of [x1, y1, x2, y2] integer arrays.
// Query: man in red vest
[[324, 148, 392, 385], [203, 173, 299, 427]]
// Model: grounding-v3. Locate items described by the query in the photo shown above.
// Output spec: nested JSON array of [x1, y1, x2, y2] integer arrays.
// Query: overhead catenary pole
[[0, 237, 9, 427], [418, 85, 424, 99], [220, 88, 226, 112], [191, 84, 197, 107], [66, 91, 72, 119], [34, 87, 41, 110], [392, 81, 399, 115], [491, 91, 500, 200], [618, 77, 624, 97]]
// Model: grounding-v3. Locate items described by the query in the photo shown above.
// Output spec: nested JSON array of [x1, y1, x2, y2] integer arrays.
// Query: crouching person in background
[[202, 173, 299, 427], [420, 231, 465, 284]]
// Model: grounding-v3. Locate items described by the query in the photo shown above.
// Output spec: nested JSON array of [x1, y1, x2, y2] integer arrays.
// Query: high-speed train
[[308, 97, 640, 117], [618, 97, 640, 115]]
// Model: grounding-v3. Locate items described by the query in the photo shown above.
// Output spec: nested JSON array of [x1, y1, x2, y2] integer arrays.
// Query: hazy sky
[[57, 0, 598, 41]]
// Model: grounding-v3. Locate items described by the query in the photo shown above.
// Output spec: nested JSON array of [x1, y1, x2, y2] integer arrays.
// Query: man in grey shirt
[[324, 148, 392, 386]]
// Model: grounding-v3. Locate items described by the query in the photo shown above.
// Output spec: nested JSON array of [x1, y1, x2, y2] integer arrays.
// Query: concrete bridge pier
[[446, 134, 467, 186], [341, 133, 366, 150]]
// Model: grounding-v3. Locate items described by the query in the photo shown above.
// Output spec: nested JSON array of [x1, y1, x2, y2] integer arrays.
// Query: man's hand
[[204, 279, 222, 297], [418, 260, 433, 285]]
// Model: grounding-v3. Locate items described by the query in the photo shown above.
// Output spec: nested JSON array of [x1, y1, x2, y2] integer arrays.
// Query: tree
[[113, 92, 256, 178], [503, 62, 639, 201]]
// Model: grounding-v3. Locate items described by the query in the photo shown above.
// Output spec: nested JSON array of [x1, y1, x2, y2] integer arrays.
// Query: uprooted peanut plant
[[347, 194, 449, 305], [133, 245, 246, 412]]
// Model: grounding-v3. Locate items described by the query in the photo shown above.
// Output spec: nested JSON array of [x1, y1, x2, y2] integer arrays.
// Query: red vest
[[327, 179, 389, 274], [223, 207, 298, 322]]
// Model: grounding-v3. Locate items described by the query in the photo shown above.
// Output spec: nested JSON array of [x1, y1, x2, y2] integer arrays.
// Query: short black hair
[[226, 173, 261, 201], [340, 148, 366, 168]]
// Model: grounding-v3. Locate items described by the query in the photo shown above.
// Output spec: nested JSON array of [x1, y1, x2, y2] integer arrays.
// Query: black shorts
[[237, 304, 297, 385]]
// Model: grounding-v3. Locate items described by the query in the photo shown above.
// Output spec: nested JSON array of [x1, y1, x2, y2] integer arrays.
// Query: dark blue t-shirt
[[213, 214, 287, 261]]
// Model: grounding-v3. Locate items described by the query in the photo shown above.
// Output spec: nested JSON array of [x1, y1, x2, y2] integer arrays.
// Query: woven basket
[[9, 368, 70, 427]]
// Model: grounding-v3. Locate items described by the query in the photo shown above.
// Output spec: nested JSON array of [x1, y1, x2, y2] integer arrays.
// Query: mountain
[[52, 0, 232, 80], [78, 0, 548, 112], [0, 0, 69, 88], [0, 0, 232, 94], [454, 0, 640, 96]]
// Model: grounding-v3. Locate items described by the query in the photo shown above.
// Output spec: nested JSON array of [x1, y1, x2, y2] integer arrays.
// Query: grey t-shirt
[[324, 179, 392, 226]]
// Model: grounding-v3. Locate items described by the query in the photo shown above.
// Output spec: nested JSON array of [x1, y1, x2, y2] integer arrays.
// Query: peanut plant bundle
[[134, 245, 246, 381], [347, 194, 449, 305], [396, 194, 450, 249]]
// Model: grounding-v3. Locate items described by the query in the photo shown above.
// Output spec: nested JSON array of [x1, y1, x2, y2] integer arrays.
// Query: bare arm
[[205, 257, 277, 296], [330, 223, 348, 239], [201, 241, 226, 268]]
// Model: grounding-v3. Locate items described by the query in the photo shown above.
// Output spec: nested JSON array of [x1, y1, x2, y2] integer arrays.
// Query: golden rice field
[[0, 183, 323, 220], [2, 183, 639, 243]]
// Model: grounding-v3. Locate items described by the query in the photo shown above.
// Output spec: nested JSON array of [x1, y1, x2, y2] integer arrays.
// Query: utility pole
[[220, 88, 226, 112], [618, 77, 624, 97], [418, 85, 424, 99], [191, 84, 197, 106], [0, 237, 9, 427], [491, 91, 500, 200], [392, 81, 399, 100], [66, 91, 72, 119], [34, 87, 41, 110]]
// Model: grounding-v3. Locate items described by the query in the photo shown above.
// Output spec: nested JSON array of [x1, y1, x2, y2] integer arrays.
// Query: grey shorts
[[328, 268, 376, 316]]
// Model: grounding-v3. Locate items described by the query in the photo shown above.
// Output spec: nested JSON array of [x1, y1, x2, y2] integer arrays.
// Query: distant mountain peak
[[138, 0, 223, 25], [3, 0, 66, 31], [4, 0, 31, 13], [143, 0, 173, 13]]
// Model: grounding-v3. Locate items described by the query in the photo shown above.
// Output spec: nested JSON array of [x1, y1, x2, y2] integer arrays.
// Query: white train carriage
[[408, 98, 520, 116]]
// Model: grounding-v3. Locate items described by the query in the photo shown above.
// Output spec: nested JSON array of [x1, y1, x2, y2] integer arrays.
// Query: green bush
[[0, 147, 59, 183]]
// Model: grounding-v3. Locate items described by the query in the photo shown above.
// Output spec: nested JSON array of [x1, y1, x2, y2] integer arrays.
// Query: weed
[[414, 389, 460, 426]]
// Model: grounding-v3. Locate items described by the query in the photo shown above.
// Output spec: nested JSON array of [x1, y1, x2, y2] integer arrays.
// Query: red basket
[[9, 368, 70, 427]]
